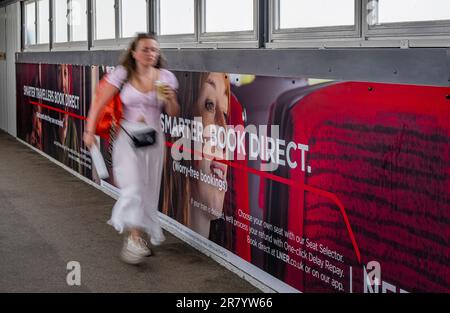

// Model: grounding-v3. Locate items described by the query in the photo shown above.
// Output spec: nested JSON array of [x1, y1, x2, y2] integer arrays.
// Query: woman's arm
[[163, 86, 180, 117], [83, 81, 120, 148]]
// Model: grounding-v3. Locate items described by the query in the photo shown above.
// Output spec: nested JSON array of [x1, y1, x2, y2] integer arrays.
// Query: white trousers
[[107, 120, 166, 243]]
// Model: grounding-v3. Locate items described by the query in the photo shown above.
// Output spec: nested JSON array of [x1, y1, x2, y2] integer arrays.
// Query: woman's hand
[[162, 85, 176, 103], [162, 85, 180, 116], [83, 131, 96, 149]]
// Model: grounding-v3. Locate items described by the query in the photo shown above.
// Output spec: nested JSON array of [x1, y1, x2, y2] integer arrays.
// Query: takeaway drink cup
[[155, 80, 167, 102]]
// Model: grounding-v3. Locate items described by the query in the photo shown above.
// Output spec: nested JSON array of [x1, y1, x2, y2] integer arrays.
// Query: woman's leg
[[129, 228, 141, 241], [142, 133, 166, 245], [110, 127, 151, 263]]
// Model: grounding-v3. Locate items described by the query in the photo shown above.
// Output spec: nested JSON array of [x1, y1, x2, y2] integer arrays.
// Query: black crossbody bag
[[120, 125, 157, 148], [116, 73, 159, 148]]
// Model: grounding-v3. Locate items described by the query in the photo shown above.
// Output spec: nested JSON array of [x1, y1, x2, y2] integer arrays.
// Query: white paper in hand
[[90, 144, 109, 179]]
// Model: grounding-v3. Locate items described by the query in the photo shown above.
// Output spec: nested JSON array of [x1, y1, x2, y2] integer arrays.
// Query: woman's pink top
[[105, 65, 178, 130]]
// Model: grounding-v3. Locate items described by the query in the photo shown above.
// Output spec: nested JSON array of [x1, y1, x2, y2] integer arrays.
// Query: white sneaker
[[120, 236, 152, 264], [150, 233, 166, 246], [136, 237, 152, 257]]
